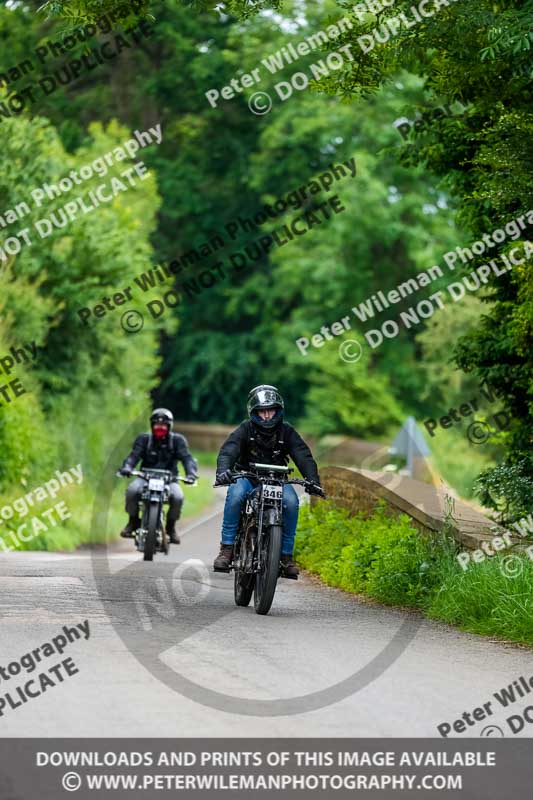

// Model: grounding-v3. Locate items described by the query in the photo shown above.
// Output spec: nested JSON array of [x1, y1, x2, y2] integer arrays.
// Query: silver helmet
[[247, 385, 284, 429]]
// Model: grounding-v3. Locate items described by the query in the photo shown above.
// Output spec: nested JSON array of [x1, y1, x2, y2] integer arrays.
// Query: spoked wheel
[[254, 524, 282, 615], [234, 533, 254, 607], [143, 504, 159, 561]]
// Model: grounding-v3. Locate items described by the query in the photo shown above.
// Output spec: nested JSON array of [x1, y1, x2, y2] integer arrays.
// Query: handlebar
[[116, 469, 197, 485], [213, 470, 325, 497]]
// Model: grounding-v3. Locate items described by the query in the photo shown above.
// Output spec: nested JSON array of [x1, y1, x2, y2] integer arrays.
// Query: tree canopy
[[0, 0, 530, 516]]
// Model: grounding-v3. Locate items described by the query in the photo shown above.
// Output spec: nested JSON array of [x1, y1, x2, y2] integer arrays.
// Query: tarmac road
[[0, 489, 531, 738]]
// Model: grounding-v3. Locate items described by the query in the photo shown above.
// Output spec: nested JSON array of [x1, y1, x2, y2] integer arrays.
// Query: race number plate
[[263, 484, 283, 500], [148, 478, 165, 491]]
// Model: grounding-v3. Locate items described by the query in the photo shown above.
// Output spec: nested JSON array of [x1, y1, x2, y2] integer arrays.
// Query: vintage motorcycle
[[215, 462, 323, 615], [117, 468, 196, 561]]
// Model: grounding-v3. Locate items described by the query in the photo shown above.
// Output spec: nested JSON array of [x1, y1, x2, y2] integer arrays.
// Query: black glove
[[215, 469, 234, 486], [120, 466, 132, 477], [307, 482, 326, 498]]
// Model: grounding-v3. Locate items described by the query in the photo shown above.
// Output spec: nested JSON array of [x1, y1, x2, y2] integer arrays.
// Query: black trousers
[[125, 478, 184, 524]]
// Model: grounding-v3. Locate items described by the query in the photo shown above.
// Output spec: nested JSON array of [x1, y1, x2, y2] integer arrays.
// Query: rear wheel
[[143, 503, 159, 561], [254, 524, 282, 615]]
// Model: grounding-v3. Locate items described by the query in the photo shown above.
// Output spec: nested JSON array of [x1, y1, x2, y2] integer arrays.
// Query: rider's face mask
[[152, 424, 169, 440]]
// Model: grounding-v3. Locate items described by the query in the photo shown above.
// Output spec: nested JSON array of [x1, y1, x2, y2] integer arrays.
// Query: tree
[[0, 111, 161, 487], [304, 0, 533, 514]]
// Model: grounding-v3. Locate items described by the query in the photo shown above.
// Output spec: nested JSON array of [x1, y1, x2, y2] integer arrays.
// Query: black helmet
[[247, 385, 284, 429], [150, 408, 174, 427]]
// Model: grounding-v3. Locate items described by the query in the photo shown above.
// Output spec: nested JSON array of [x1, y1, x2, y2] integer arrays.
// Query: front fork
[[136, 495, 166, 551], [239, 494, 283, 573], [256, 501, 282, 572]]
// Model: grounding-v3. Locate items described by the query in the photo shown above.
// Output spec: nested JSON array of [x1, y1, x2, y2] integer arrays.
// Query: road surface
[[0, 489, 531, 738]]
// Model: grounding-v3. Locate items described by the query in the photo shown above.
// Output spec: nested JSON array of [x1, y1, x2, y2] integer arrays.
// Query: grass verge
[[294, 500, 533, 646]]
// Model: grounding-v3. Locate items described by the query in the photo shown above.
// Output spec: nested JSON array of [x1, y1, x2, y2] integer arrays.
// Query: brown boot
[[166, 519, 180, 545], [280, 554, 299, 579], [213, 543, 233, 572], [120, 516, 140, 538]]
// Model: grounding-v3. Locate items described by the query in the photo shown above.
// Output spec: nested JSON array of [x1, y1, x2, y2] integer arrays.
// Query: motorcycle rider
[[118, 408, 198, 544], [213, 385, 325, 578]]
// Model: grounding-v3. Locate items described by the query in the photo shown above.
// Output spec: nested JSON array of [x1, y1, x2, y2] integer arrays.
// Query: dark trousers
[[125, 478, 184, 524]]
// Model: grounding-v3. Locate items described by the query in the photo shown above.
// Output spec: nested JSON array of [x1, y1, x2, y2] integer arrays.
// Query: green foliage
[[295, 500, 447, 606], [427, 553, 533, 645], [37, 0, 151, 25], [0, 111, 162, 540], [473, 459, 533, 523], [415, 294, 487, 406], [311, 0, 533, 513], [7, 0, 529, 515], [296, 500, 533, 644], [299, 335, 404, 438], [30, 0, 458, 430]]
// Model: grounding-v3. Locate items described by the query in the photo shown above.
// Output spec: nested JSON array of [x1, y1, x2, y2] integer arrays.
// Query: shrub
[[295, 501, 451, 607], [295, 500, 533, 646], [474, 458, 533, 523]]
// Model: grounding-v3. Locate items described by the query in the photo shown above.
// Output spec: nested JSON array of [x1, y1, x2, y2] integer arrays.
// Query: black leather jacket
[[122, 432, 198, 479], [217, 420, 320, 484]]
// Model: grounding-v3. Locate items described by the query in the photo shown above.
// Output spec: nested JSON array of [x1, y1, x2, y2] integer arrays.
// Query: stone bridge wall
[[318, 466, 511, 551]]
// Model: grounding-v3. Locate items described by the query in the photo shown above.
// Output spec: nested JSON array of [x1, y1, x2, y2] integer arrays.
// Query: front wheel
[[254, 524, 282, 615], [143, 503, 159, 561]]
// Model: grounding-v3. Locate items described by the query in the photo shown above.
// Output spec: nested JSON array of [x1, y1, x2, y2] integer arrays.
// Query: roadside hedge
[[295, 501, 533, 645]]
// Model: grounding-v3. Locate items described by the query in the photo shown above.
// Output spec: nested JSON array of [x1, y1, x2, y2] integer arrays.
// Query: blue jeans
[[220, 478, 299, 555]]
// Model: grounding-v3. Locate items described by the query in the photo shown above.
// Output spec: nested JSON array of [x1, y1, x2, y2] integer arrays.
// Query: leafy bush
[[296, 501, 533, 645], [295, 501, 451, 607], [474, 458, 533, 523]]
